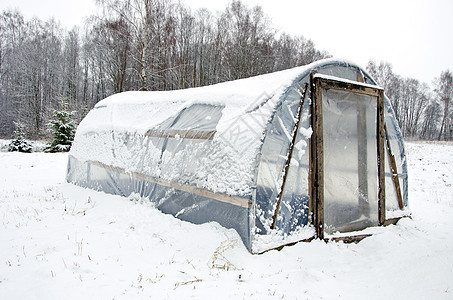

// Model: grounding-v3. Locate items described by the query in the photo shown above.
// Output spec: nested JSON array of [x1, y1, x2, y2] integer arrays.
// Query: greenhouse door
[[310, 74, 385, 239]]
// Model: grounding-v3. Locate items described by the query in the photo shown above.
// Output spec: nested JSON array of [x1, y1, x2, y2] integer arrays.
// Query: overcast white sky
[[2, 0, 452, 85]]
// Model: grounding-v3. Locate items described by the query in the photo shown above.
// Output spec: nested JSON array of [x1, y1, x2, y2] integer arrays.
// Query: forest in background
[[0, 0, 451, 141]]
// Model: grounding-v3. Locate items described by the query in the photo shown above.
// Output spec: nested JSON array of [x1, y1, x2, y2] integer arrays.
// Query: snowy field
[[0, 141, 452, 299]]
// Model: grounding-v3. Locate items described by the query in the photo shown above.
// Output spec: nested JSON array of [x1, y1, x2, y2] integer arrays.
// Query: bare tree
[[399, 78, 428, 138], [367, 60, 403, 127], [435, 70, 453, 140], [295, 35, 329, 66], [63, 28, 81, 107], [0, 10, 26, 137], [420, 101, 442, 140], [219, 0, 275, 80], [0, 1, 336, 139], [10, 18, 64, 138], [273, 33, 298, 71]]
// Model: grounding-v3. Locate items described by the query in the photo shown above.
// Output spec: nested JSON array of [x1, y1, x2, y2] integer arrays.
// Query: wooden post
[[271, 83, 308, 229], [384, 125, 404, 209], [310, 75, 324, 240], [377, 90, 386, 226]]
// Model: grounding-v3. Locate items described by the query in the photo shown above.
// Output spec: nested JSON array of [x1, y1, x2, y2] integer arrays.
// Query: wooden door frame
[[309, 73, 385, 239]]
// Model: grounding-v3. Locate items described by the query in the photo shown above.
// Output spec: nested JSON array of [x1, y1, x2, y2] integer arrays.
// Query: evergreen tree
[[8, 121, 33, 153], [44, 101, 76, 152]]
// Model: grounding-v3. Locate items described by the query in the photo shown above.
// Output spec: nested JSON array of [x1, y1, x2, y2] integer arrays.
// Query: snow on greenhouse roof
[[76, 58, 365, 137], [79, 67, 306, 135], [70, 58, 366, 197]]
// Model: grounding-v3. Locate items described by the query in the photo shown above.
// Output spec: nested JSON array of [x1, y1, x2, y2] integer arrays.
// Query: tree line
[[0, 0, 451, 141], [0, 0, 328, 139], [366, 61, 452, 140]]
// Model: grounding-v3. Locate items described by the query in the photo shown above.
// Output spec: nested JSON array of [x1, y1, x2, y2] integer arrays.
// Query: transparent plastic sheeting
[[66, 155, 251, 246], [155, 104, 223, 131], [322, 89, 378, 233], [276, 95, 312, 233], [67, 60, 409, 253], [68, 103, 253, 248], [255, 63, 373, 238], [254, 62, 408, 242], [150, 104, 225, 186], [255, 79, 308, 233], [384, 101, 409, 209]]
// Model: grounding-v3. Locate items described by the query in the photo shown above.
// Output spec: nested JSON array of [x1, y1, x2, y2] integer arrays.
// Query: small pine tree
[[8, 121, 33, 153], [45, 101, 76, 153]]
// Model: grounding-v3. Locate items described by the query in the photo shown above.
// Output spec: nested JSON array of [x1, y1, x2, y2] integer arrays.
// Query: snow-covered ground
[[0, 141, 452, 299]]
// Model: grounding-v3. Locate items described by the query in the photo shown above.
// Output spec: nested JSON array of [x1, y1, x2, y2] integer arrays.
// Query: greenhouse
[[66, 58, 409, 253]]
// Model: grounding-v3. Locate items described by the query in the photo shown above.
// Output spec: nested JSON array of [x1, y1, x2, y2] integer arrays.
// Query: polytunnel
[[66, 58, 410, 253]]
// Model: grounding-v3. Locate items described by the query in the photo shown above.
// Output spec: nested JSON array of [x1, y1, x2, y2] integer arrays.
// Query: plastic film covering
[[254, 63, 385, 242], [67, 59, 410, 253], [154, 104, 223, 131], [383, 101, 409, 210], [254, 84, 301, 234], [384, 148, 401, 212], [66, 155, 251, 246], [67, 103, 253, 249], [150, 104, 223, 185], [360, 71, 408, 212], [318, 66, 358, 82], [322, 89, 379, 234], [273, 92, 312, 233]]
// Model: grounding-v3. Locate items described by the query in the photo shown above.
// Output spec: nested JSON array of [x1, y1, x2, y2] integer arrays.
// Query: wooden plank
[[271, 83, 308, 229], [85, 158, 252, 209], [328, 234, 372, 244], [311, 75, 325, 240], [377, 90, 386, 226], [316, 81, 324, 240], [383, 217, 406, 226], [258, 236, 316, 254], [258, 233, 372, 254], [314, 73, 383, 97], [384, 125, 405, 209], [145, 129, 216, 140], [357, 70, 365, 83]]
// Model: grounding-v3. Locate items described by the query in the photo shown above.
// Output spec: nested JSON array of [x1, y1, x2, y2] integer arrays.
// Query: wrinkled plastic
[[67, 103, 252, 248], [67, 59, 409, 253], [66, 155, 251, 245], [322, 89, 378, 233]]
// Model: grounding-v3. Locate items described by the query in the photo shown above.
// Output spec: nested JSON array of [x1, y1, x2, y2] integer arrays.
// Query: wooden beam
[[271, 83, 308, 229], [314, 73, 383, 97], [311, 74, 325, 240], [383, 217, 406, 226], [384, 125, 404, 209], [84, 158, 252, 209], [257, 236, 316, 254], [377, 89, 386, 226], [258, 233, 372, 254], [328, 234, 372, 244]]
